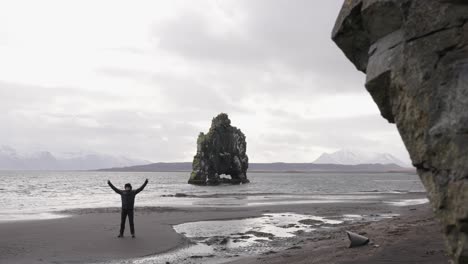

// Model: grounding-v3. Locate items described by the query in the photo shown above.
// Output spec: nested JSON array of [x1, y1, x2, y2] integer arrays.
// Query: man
[[107, 179, 148, 238]]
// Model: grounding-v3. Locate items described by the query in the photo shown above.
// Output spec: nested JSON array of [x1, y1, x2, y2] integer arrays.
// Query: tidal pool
[[110, 212, 398, 264]]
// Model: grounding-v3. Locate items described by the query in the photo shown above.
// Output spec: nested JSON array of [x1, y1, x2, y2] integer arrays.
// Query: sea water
[[0, 171, 425, 221]]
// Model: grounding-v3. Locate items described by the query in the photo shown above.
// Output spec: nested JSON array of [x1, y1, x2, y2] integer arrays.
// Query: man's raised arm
[[108, 180, 122, 194], [135, 179, 149, 194]]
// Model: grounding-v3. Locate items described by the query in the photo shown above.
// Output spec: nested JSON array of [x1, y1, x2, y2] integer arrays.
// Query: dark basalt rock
[[188, 113, 249, 185], [332, 1, 468, 262]]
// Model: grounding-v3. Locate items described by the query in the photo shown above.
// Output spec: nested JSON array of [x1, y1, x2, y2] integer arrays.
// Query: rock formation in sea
[[332, 1, 468, 262], [188, 113, 249, 185]]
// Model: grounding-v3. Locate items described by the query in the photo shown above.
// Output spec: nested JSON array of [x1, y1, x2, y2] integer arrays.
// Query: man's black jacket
[[108, 180, 148, 210]]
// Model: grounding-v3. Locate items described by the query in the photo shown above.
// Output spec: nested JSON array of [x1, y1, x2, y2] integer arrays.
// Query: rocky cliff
[[188, 113, 249, 185], [332, 1, 468, 262]]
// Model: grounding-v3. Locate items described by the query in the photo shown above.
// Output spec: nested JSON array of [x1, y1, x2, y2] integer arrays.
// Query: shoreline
[[226, 205, 448, 264], [0, 191, 429, 222], [0, 193, 449, 264], [95, 170, 415, 174]]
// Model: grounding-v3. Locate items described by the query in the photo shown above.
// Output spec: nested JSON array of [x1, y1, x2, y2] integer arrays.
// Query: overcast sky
[[0, 0, 411, 163]]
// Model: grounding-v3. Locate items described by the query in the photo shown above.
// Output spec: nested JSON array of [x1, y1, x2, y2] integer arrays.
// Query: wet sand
[[227, 206, 448, 264], [0, 193, 448, 264], [0, 206, 263, 264]]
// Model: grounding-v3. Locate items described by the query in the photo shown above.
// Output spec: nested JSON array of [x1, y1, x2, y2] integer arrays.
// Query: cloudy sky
[[0, 0, 411, 163]]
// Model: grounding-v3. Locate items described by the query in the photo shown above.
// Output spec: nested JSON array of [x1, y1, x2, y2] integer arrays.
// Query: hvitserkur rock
[[332, 1, 468, 263], [188, 113, 249, 185]]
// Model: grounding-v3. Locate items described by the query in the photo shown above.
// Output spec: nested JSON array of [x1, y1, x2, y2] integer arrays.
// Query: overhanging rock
[[332, 1, 468, 263]]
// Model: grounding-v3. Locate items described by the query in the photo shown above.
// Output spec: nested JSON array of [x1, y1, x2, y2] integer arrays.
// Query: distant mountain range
[[313, 149, 410, 167], [0, 146, 412, 172], [0, 146, 149, 170], [98, 149, 411, 172], [98, 162, 410, 173]]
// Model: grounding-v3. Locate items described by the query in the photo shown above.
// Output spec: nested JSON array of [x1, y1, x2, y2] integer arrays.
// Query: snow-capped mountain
[[0, 145, 150, 170], [313, 149, 410, 168]]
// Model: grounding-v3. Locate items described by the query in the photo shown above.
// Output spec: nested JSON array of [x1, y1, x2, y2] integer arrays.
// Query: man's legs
[[119, 209, 128, 236], [128, 210, 135, 236]]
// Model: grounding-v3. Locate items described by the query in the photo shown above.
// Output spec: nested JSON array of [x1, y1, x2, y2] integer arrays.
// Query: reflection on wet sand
[[118, 212, 399, 264]]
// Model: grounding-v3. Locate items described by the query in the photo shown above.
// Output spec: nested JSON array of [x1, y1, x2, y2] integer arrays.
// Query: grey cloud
[[0, 81, 201, 161], [153, 0, 364, 92], [250, 113, 410, 162], [0, 81, 121, 110], [0, 2, 411, 163], [0, 80, 410, 163], [97, 67, 252, 114]]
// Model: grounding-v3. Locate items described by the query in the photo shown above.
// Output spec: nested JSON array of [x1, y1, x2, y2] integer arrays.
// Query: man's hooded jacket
[[108, 180, 148, 210]]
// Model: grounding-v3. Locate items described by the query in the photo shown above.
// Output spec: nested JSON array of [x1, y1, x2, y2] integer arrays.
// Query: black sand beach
[[228, 205, 447, 264], [0, 192, 448, 264]]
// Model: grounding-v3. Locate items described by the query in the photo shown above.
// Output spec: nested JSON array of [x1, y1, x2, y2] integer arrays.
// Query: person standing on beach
[[107, 179, 148, 238]]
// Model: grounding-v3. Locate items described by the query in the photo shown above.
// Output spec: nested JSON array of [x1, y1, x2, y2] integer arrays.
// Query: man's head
[[124, 183, 132, 191]]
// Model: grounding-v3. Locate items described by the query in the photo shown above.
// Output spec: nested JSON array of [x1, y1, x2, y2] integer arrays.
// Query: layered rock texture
[[332, 1, 468, 262], [188, 113, 249, 185]]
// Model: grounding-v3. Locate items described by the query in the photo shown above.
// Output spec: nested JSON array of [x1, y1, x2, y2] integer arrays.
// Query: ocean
[[0, 170, 425, 222]]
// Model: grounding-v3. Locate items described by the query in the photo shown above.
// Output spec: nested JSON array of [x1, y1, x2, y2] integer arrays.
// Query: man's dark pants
[[120, 209, 134, 235]]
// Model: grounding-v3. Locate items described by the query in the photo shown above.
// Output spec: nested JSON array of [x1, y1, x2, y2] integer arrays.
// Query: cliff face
[[332, 1, 468, 262], [188, 113, 249, 185]]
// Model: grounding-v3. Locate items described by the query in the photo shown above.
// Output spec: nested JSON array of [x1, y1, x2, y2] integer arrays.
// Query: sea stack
[[332, 1, 468, 262], [188, 113, 249, 185]]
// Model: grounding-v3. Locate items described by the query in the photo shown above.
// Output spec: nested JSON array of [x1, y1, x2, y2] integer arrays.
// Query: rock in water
[[332, 1, 468, 262], [188, 113, 249, 185]]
